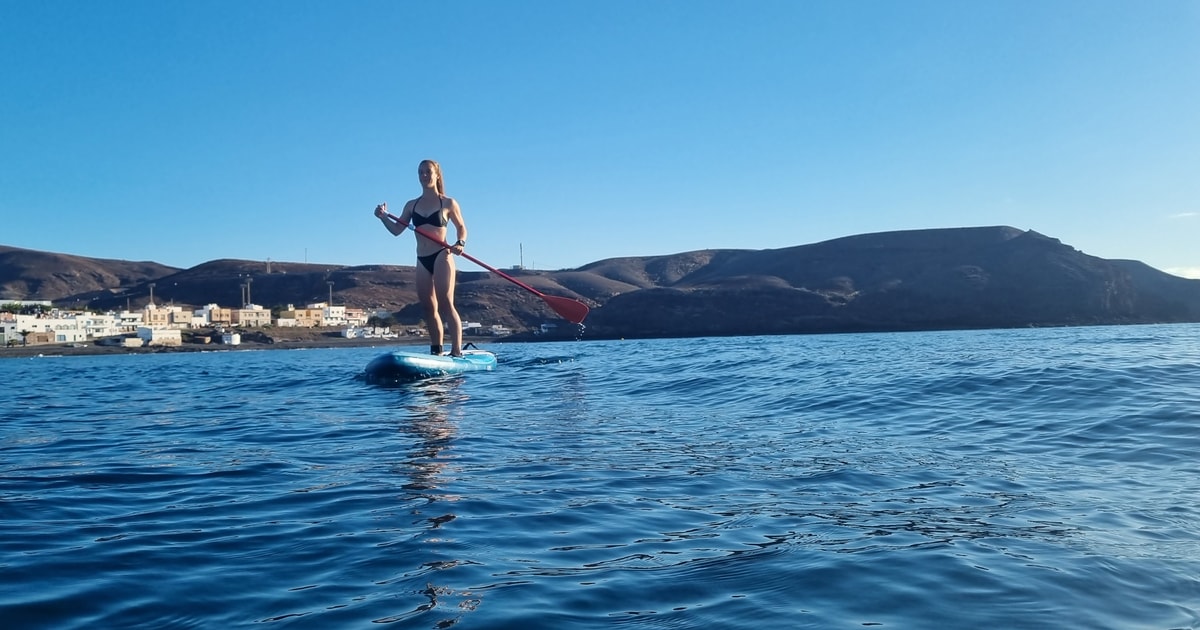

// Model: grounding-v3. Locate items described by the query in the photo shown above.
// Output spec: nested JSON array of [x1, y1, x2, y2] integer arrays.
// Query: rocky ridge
[[4, 226, 1199, 339]]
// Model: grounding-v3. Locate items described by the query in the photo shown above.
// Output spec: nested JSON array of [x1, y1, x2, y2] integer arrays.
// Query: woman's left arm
[[448, 198, 468, 254]]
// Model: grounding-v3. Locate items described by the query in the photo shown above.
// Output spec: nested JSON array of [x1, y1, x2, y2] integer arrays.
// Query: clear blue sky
[[3, 1, 1198, 277]]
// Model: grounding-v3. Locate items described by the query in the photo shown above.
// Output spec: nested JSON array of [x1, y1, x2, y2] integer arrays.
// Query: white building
[[80, 313, 123, 340], [310, 303, 346, 327], [193, 304, 220, 327], [0, 316, 17, 346], [116, 310, 144, 332], [6, 313, 87, 344], [137, 326, 182, 347], [2, 311, 129, 345]]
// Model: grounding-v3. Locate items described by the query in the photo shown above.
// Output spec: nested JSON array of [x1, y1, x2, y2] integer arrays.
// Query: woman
[[375, 159, 468, 356]]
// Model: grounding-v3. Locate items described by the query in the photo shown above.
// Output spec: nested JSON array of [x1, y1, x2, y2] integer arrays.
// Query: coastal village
[[0, 299, 514, 350]]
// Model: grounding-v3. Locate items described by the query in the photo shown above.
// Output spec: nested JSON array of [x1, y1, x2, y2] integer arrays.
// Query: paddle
[[385, 212, 590, 324]]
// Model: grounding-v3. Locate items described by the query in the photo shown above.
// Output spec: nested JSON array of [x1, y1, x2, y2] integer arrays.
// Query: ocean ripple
[[2, 326, 1199, 628]]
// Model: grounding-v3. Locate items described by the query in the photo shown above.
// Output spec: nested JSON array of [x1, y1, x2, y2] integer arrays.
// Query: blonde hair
[[419, 159, 445, 196]]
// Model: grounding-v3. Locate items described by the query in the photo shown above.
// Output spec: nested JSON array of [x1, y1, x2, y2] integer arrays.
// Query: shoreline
[[0, 329, 453, 360]]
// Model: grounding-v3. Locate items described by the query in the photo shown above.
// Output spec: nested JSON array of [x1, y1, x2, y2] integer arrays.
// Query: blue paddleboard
[[364, 349, 497, 380]]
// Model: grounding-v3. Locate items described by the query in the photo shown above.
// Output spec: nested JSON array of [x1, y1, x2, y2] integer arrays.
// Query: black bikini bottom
[[417, 249, 446, 274]]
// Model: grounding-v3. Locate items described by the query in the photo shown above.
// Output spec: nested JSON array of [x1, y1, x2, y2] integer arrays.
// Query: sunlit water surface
[[2, 325, 1199, 629]]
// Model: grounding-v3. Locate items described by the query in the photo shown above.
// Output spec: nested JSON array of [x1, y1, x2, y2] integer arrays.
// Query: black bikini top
[[410, 197, 448, 228]]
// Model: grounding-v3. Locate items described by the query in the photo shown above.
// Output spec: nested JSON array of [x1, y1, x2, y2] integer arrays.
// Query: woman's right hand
[[374, 202, 388, 218]]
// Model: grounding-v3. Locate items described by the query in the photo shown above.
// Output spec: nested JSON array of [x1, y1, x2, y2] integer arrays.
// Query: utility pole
[[148, 282, 155, 307], [327, 281, 334, 306]]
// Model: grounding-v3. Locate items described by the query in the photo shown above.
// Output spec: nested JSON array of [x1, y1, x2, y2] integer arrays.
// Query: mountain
[[578, 227, 1200, 337], [0, 245, 179, 304], [4, 226, 1199, 338]]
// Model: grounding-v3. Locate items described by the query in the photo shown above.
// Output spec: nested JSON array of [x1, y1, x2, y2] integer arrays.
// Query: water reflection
[[384, 377, 480, 627], [392, 377, 468, 516]]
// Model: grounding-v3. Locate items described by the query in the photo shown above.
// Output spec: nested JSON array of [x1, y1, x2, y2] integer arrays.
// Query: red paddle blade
[[543, 294, 590, 324]]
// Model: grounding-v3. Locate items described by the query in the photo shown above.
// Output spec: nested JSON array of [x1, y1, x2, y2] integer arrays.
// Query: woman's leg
[[433, 253, 463, 356], [416, 266, 443, 353]]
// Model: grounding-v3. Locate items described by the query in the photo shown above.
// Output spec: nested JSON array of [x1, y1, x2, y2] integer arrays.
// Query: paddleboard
[[364, 349, 497, 380]]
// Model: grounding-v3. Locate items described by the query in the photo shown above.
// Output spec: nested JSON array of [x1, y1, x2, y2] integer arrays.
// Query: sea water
[[1, 324, 1198, 629]]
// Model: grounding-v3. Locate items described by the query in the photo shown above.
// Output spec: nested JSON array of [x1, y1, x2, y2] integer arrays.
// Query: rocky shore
[[0, 328, 434, 359]]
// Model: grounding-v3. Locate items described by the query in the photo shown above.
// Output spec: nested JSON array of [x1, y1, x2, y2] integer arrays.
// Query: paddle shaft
[[384, 211, 590, 324]]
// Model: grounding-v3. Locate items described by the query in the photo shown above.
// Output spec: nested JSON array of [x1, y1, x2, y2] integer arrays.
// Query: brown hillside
[[5, 226, 1200, 338], [0, 245, 179, 303]]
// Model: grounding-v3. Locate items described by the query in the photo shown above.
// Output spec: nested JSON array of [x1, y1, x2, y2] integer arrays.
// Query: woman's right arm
[[375, 201, 410, 236]]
